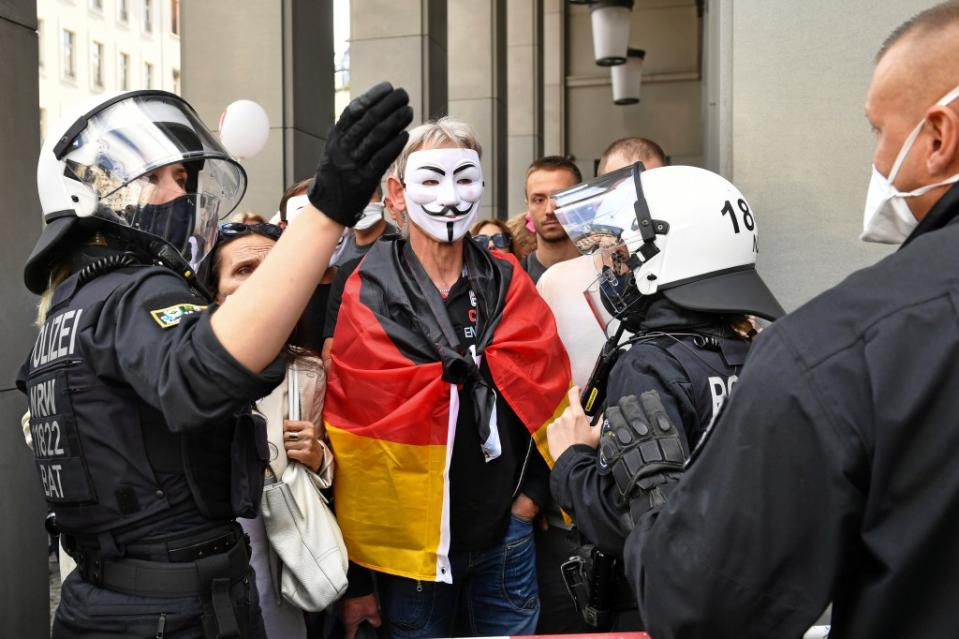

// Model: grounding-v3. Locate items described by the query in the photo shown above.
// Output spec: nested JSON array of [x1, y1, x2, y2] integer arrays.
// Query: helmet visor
[[554, 165, 643, 315], [97, 162, 241, 271], [553, 164, 642, 256], [60, 93, 246, 269]]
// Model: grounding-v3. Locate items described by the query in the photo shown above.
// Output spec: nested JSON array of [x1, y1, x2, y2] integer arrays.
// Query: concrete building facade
[[37, 0, 181, 140], [180, 0, 334, 218]]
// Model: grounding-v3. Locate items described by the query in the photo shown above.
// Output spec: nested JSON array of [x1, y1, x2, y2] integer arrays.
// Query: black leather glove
[[600, 390, 687, 513], [307, 81, 413, 227]]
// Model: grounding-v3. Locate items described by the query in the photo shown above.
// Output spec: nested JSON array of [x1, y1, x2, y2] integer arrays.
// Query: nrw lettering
[[29, 378, 57, 418]]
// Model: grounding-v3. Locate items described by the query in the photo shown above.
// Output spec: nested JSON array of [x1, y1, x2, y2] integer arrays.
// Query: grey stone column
[[0, 1, 50, 636], [710, 0, 929, 311], [507, 0, 544, 215], [542, 0, 565, 157], [350, 0, 448, 125], [448, 0, 508, 221], [181, 0, 334, 216]]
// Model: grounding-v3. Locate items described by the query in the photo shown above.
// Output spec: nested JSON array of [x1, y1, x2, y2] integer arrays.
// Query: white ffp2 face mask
[[355, 202, 384, 231], [862, 83, 959, 244], [403, 148, 484, 243]]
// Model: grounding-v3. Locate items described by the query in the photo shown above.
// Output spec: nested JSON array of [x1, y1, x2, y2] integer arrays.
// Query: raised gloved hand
[[308, 81, 413, 227], [600, 390, 688, 513]]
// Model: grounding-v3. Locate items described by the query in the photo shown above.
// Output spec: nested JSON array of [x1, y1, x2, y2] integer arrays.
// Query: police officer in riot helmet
[[18, 86, 411, 637], [545, 163, 784, 629]]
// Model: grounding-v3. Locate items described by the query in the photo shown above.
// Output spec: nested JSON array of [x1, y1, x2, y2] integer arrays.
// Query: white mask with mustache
[[403, 147, 484, 243]]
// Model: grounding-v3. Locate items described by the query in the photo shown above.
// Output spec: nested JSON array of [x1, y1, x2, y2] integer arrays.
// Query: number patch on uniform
[[27, 371, 95, 503], [149, 303, 207, 328]]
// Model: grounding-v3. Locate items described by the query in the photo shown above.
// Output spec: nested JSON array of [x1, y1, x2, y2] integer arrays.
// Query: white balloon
[[218, 100, 270, 159]]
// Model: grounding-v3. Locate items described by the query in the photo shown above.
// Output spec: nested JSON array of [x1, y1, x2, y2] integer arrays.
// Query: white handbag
[[259, 361, 349, 612]]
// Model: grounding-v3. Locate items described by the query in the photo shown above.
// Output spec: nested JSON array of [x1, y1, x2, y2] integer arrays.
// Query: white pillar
[[448, 0, 508, 220], [507, 0, 544, 215]]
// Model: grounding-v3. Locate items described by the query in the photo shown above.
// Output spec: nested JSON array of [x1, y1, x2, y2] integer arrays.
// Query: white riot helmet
[[554, 163, 784, 321], [25, 90, 246, 293]]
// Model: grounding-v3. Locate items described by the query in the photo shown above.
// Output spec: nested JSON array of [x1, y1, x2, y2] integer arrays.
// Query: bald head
[[599, 137, 666, 176], [864, 1, 959, 224], [877, 1, 959, 62], [871, 3, 959, 119]]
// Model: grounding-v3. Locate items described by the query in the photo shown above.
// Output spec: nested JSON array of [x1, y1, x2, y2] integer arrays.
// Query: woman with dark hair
[[202, 221, 333, 639], [469, 218, 514, 254]]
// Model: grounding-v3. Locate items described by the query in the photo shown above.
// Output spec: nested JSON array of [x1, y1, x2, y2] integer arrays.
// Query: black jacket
[[550, 300, 750, 554], [18, 255, 284, 542], [622, 182, 959, 639]]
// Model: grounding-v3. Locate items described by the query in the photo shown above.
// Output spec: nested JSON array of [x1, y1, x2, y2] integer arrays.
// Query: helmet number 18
[[720, 199, 755, 234], [721, 199, 759, 254]]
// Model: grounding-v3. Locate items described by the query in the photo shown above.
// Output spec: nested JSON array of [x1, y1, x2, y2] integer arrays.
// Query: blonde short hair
[[393, 117, 482, 179]]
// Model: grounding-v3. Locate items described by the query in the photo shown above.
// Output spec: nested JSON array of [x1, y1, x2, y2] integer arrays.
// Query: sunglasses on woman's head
[[218, 222, 283, 242], [472, 233, 511, 249]]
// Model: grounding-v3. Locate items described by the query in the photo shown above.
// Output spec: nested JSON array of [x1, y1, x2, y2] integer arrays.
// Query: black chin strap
[[106, 223, 214, 300], [631, 162, 669, 262]]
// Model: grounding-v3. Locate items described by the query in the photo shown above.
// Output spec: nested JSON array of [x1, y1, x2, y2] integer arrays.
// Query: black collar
[[900, 181, 959, 249]]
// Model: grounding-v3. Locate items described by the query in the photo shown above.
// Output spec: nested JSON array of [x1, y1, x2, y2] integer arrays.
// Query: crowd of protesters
[[21, 3, 959, 638]]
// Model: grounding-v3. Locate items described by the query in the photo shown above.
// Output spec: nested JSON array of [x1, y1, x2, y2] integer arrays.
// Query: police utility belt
[[65, 522, 249, 598]]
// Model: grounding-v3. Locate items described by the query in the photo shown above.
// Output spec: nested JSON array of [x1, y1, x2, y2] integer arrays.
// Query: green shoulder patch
[[149, 303, 208, 329]]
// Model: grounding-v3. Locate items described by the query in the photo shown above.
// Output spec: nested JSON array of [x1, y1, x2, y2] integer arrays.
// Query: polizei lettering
[[31, 309, 83, 368], [708, 374, 739, 428]]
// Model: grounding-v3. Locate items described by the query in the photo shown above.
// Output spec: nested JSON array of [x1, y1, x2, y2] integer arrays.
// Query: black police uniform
[[620, 184, 959, 639], [18, 248, 284, 638], [552, 298, 749, 553], [550, 298, 750, 628]]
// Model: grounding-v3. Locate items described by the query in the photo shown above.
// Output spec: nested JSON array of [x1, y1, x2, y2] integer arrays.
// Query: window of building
[[89, 0, 103, 13], [118, 0, 129, 23], [38, 20, 44, 69], [144, 0, 153, 33], [172, 68, 180, 94], [170, 0, 180, 35], [91, 41, 105, 89], [119, 52, 130, 91], [62, 29, 77, 81], [145, 62, 154, 89]]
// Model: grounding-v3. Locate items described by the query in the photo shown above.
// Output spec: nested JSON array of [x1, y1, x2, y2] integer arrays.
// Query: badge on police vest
[[149, 303, 207, 328]]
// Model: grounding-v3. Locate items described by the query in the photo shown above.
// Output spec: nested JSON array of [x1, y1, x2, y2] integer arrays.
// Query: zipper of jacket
[[511, 438, 534, 499]]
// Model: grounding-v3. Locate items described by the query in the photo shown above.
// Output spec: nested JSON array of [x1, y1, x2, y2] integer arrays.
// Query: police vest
[[23, 266, 265, 540], [606, 332, 749, 449], [654, 332, 749, 447]]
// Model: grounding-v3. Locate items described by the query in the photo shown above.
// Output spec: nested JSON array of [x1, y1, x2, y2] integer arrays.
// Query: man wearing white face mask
[[323, 117, 572, 638], [320, 185, 399, 368], [330, 184, 398, 267], [541, 4, 959, 638]]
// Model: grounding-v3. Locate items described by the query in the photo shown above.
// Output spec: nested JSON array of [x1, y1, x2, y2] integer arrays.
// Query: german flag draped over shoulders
[[324, 238, 570, 583]]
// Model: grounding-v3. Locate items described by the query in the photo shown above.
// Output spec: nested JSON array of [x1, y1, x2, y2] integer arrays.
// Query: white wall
[[708, 0, 935, 311]]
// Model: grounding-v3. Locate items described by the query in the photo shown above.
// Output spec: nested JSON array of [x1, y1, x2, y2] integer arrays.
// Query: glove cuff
[[306, 181, 355, 228]]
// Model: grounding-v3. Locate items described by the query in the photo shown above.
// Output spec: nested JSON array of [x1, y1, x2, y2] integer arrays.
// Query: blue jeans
[[376, 515, 540, 638]]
